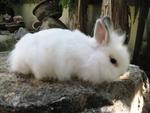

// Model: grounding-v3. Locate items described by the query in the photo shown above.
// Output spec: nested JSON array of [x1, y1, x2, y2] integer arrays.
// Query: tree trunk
[[68, 0, 87, 33], [101, 0, 129, 43]]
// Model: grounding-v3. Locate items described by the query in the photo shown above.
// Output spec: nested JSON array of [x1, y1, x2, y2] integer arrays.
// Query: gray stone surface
[[0, 52, 9, 72], [0, 52, 149, 113]]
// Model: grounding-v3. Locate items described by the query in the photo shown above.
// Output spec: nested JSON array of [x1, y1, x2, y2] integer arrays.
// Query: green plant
[[59, 0, 74, 8]]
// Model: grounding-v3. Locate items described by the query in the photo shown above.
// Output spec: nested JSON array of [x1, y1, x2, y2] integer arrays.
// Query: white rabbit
[[8, 16, 130, 83]]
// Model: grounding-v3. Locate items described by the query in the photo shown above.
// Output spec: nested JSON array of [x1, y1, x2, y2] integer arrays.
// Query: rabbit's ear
[[102, 16, 113, 30], [94, 16, 112, 45], [119, 33, 126, 44], [115, 29, 126, 44]]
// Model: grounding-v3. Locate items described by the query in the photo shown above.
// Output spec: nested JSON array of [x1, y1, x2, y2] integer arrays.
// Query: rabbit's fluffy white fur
[[8, 17, 130, 83]]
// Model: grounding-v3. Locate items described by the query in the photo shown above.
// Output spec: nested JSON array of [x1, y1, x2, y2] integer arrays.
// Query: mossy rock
[[0, 51, 149, 113], [0, 35, 16, 52]]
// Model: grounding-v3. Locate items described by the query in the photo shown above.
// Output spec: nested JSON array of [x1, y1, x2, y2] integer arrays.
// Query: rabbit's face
[[101, 32, 130, 79], [94, 17, 130, 80]]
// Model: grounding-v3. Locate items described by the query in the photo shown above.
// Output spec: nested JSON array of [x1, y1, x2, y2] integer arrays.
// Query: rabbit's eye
[[109, 56, 117, 66]]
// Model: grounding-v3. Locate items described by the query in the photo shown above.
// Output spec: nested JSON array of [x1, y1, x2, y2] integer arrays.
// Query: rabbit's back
[[9, 28, 94, 80]]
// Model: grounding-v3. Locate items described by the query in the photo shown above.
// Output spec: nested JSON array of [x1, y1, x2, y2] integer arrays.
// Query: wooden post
[[101, 0, 112, 18], [68, 0, 87, 33], [132, 0, 149, 64], [101, 0, 129, 43]]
